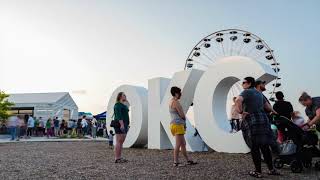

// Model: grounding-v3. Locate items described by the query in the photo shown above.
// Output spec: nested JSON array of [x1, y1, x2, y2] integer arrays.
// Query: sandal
[[268, 169, 280, 176], [187, 160, 198, 165], [249, 171, 263, 178], [115, 158, 128, 163]]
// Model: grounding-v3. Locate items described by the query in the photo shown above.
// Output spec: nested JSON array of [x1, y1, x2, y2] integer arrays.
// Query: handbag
[[279, 140, 296, 155], [110, 114, 120, 128]]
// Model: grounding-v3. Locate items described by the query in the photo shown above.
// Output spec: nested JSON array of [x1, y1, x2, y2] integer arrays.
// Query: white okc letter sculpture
[[106, 57, 277, 153], [106, 85, 148, 147], [193, 56, 277, 153], [148, 69, 205, 152]]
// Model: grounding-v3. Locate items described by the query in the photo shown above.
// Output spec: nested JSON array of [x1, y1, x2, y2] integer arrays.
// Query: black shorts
[[109, 141, 113, 146], [114, 126, 129, 134]]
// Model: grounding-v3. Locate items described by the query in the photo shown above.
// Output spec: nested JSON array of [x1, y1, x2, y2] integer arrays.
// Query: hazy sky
[[0, 0, 319, 114]]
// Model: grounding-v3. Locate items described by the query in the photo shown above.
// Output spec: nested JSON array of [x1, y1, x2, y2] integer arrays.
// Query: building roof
[[8, 92, 69, 104]]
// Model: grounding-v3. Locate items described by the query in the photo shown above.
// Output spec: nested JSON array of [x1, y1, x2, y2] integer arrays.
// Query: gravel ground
[[0, 142, 319, 180]]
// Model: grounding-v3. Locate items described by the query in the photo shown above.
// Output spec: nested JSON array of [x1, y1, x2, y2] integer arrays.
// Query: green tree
[[0, 91, 14, 123]]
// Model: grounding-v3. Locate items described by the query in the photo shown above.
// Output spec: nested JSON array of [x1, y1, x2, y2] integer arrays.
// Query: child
[[291, 111, 306, 128], [108, 130, 114, 149]]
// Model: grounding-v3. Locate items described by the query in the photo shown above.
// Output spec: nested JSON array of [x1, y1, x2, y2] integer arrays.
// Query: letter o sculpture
[[106, 85, 148, 148], [193, 56, 277, 153]]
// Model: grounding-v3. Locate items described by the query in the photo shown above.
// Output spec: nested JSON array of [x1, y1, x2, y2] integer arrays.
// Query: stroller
[[272, 116, 320, 173]]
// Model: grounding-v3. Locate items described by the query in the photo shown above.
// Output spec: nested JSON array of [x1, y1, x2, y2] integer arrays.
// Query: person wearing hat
[[255, 80, 277, 115], [255, 80, 279, 152], [255, 80, 267, 99]]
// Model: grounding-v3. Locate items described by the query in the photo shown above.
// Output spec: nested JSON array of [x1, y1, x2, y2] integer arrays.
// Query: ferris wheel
[[184, 29, 281, 101]]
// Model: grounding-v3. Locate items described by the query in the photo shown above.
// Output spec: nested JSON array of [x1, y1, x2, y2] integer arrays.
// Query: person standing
[[26, 116, 35, 138], [34, 117, 40, 136], [91, 118, 97, 138], [16, 115, 24, 141], [54, 117, 60, 137], [46, 118, 52, 138], [77, 119, 82, 136], [38, 117, 45, 137], [299, 92, 320, 131], [67, 120, 72, 135], [22, 115, 29, 137], [273, 91, 294, 120], [236, 77, 279, 178], [169, 87, 197, 167], [108, 130, 114, 149], [230, 97, 241, 132], [7, 116, 18, 141], [81, 116, 88, 136], [113, 92, 130, 163], [60, 119, 66, 136], [255, 80, 280, 152]]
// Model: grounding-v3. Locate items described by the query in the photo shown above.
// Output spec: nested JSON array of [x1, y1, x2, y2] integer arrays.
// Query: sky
[[0, 0, 319, 114]]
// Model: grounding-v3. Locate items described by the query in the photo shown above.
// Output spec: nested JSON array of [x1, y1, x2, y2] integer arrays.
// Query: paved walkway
[[0, 135, 107, 143]]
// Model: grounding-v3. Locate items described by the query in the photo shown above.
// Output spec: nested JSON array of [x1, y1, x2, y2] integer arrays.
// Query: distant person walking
[[169, 87, 197, 167], [91, 118, 97, 138], [236, 77, 279, 178], [54, 117, 60, 137], [273, 91, 294, 120], [299, 92, 320, 131], [7, 116, 18, 141], [113, 92, 130, 163], [26, 116, 35, 138]]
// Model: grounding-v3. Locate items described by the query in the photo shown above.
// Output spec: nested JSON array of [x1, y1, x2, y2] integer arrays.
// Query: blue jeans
[[9, 127, 17, 140]]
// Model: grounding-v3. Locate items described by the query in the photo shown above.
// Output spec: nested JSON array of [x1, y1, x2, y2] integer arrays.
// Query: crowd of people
[[5, 115, 107, 141], [4, 78, 320, 179]]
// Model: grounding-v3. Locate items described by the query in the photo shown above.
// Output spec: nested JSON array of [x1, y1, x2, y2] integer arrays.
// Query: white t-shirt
[[91, 118, 97, 127], [81, 119, 87, 128], [109, 134, 114, 142], [293, 117, 305, 127]]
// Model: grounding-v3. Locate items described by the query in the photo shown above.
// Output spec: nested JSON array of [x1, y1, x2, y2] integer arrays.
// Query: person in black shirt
[[273, 91, 294, 120]]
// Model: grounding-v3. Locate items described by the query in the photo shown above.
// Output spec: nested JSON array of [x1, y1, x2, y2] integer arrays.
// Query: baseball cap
[[255, 80, 266, 87]]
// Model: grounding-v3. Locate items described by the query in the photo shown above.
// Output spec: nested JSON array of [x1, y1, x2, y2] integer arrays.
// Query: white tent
[[8, 92, 78, 120]]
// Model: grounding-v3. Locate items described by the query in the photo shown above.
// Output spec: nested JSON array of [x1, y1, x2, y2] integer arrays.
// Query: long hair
[[244, 77, 255, 88], [116, 92, 124, 102]]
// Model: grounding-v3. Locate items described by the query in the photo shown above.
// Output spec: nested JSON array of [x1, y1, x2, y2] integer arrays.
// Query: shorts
[[109, 141, 113, 146], [170, 124, 185, 136], [114, 126, 129, 134]]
